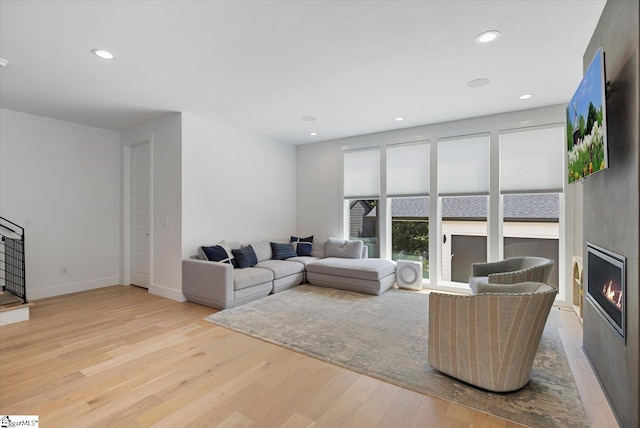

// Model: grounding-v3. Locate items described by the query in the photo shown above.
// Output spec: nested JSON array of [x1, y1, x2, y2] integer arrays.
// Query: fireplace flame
[[602, 280, 623, 309]]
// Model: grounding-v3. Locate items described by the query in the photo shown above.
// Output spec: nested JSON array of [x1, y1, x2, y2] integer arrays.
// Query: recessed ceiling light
[[302, 116, 317, 122], [309, 132, 318, 136], [394, 116, 405, 121], [475, 30, 501, 44], [0, 58, 8, 67], [91, 49, 115, 60], [467, 78, 490, 88], [519, 93, 534, 100]]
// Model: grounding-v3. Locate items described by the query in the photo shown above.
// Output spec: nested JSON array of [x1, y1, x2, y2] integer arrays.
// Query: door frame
[[123, 137, 154, 288]]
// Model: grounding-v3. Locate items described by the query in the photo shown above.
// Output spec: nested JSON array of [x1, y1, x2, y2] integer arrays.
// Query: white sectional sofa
[[182, 237, 397, 309]]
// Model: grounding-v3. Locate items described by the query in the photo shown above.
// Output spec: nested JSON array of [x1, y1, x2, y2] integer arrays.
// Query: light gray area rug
[[204, 285, 587, 427]]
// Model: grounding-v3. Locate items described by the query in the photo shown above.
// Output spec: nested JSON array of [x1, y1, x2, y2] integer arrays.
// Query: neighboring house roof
[[349, 199, 373, 211], [365, 194, 559, 221], [502, 194, 560, 220]]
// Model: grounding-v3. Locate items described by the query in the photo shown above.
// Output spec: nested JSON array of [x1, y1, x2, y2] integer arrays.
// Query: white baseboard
[[25, 277, 186, 303], [0, 305, 30, 325], [149, 283, 187, 302], [27, 276, 120, 300]]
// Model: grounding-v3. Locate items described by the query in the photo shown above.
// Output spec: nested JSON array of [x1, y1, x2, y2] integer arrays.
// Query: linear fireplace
[[587, 242, 626, 341]]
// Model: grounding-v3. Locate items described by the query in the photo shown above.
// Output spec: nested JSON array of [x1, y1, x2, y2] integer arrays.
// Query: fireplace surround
[[587, 242, 626, 342]]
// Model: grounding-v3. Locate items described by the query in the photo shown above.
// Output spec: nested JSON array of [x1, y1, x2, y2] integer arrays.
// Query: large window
[[387, 142, 430, 278], [341, 121, 566, 295], [438, 134, 490, 284], [344, 148, 380, 257], [500, 125, 564, 288]]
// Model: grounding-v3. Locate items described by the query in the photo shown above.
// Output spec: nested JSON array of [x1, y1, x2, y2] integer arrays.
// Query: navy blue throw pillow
[[291, 235, 313, 256], [201, 245, 228, 262], [200, 244, 238, 267], [271, 242, 298, 260], [231, 245, 258, 268]]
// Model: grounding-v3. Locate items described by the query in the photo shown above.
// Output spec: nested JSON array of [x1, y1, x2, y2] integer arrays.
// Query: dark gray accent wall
[[582, 1, 639, 427]]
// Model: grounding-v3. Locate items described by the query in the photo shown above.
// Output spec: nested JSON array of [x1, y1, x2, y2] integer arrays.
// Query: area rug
[[204, 285, 587, 427]]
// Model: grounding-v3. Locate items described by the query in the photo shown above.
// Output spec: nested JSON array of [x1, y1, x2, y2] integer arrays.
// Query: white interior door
[[131, 143, 150, 288]]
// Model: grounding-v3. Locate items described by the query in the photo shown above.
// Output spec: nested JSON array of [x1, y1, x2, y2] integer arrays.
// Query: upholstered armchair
[[428, 282, 557, 392], [468, 256, 554, 294]]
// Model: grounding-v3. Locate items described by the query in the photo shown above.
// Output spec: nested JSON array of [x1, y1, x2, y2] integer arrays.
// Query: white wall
[[0, 109, 121, 299], [120, 114, 183, 301], [297, 105, 576, 303], [181, 113, 296, 256], [0, 109, 295, 303], [295, 141, 343, 241]]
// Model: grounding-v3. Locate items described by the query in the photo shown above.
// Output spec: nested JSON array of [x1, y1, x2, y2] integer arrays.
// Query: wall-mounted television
[[566, 48, 608, 184]]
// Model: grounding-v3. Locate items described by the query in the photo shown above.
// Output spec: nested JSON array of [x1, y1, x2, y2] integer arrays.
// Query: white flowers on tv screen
[[566, 48, 608, 184]]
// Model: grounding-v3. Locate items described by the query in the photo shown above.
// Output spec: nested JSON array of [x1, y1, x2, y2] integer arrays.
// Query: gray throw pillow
[[325, 237, 363, 259], [250, 240, 272, 262]]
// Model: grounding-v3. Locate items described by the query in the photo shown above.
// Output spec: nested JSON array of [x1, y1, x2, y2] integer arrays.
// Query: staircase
[[1, 216, 30, 325]]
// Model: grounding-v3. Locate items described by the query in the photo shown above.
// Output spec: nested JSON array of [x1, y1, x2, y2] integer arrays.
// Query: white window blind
[[343, 147, 380, 199], [500, 125, 564, 194], [387, 141, 430, 197], [438, 133, 490, 196]]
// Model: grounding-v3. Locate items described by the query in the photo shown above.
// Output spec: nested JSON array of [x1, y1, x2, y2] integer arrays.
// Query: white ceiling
[[0, 0, 606, 145]]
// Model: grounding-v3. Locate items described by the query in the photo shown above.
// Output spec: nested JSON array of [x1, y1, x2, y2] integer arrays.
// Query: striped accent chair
[[468, 256, 554, 294], [428, 282, 557, 392]]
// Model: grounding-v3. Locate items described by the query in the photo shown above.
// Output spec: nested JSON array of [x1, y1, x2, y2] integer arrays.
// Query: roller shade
[[438, 133, 490, 196], [343, 147, 380, 199], [387, 141, 430, 197], [500, 125, 564, 193]]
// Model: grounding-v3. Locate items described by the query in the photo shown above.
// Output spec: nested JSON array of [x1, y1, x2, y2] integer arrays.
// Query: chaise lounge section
[[306, 258, 397, 295]]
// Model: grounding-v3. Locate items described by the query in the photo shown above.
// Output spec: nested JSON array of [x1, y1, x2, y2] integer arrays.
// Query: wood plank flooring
[[0, 285, 617, 427]]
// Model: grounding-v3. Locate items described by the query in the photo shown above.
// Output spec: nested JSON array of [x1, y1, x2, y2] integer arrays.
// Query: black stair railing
[[1, 216, 27, 304]]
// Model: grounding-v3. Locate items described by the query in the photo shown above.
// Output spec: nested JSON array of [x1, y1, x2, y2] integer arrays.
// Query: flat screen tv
[[566, 48, 608, 184]]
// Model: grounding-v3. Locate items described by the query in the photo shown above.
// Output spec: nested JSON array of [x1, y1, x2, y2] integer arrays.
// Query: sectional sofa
[[182, 237, 397, 309]]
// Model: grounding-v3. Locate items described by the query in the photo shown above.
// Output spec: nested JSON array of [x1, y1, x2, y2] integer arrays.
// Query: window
[[500, 125, 564, 288], [339, 121, 566, 295], [387, 142, 430, 278], [438, 134, 490, 284], [344, 148, 380, 257]]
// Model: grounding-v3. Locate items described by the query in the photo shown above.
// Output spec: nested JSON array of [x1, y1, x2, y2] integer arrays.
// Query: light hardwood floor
[[0, 286, 617, 427]]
